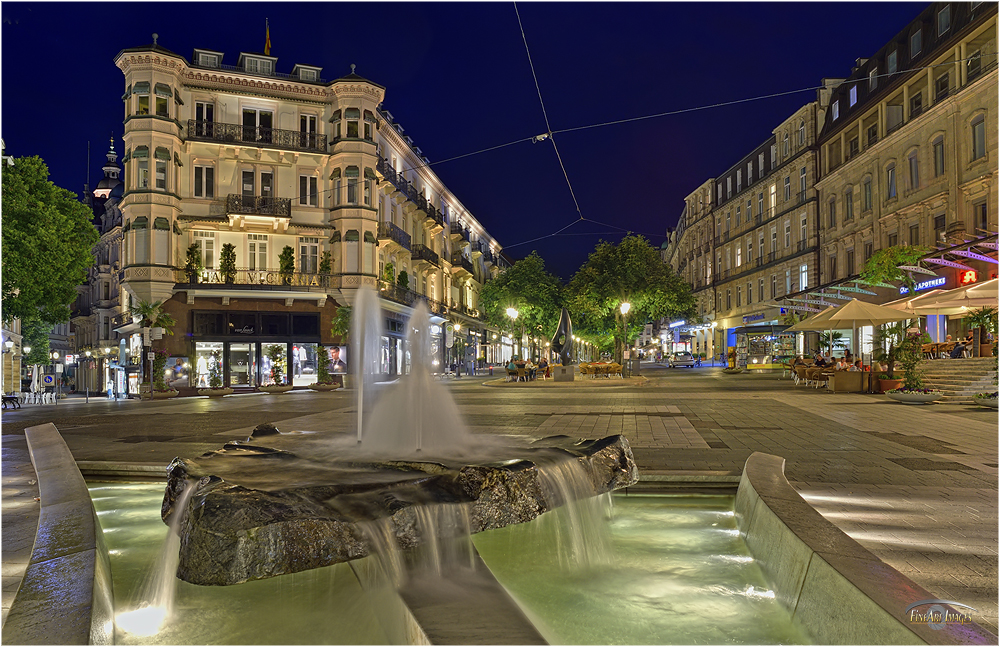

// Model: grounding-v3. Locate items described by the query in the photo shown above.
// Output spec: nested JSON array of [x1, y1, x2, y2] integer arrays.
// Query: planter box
[[878, 378, 903, 393], [198, 387, 233, 398], [152, 390, 179, 400], [973, 396, 999, 408], [258, 385, 293, 394], [308, 383, 340, 392], [886, 391, 941, 405]]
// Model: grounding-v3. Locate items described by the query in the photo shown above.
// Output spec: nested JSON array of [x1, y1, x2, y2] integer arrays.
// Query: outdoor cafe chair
[[516, 367, 527, 382]]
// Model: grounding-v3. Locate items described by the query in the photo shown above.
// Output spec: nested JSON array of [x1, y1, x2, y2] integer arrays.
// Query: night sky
[[2, 2, 925, 280]]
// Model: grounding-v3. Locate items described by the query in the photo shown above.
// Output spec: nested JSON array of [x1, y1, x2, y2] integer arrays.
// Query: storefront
[[733, 324, 794, 370]]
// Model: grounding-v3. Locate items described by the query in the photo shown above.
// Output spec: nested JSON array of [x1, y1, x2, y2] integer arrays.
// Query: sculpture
[[551, 307, 574, 365]]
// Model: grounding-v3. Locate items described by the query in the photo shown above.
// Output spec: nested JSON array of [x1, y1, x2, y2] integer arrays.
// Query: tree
[[331, 305, 351, 343], [184, 244, 203, 283], [397, 270, 409, 290], [278, 245, 295, 284], [129, 299, 176, 392], [219, 243, 237, 283], [566, 235, 695, 363], [860, 245, 931, 293], [2, 156, 100, 324], [480, 252, 563, 357]]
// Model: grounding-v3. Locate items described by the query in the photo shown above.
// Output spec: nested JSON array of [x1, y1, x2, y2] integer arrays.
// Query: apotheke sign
[[899, 276, 946, 294]]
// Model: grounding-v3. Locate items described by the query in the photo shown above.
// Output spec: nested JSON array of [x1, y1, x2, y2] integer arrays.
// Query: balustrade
[[377, 221, 412, 250], [226, 194, 292, 217], [186, 120, 327, 153]]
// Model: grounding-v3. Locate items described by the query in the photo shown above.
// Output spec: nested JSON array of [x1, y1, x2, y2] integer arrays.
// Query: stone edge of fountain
[[736, 452, 997, 646], [4, 423, 115, 646]]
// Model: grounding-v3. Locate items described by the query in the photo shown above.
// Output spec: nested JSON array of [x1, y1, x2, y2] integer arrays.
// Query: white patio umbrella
[[783, 305, 839, 332], [918, 278, 998, 310], [883, 288, 969, 342], [822, 299, 916, 365]]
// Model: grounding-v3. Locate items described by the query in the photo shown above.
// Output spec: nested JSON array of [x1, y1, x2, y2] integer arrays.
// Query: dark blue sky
[[2, 2, 925, 279]]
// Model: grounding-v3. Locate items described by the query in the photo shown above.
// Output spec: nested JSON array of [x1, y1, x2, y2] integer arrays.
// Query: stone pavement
[[2, 363, 997, 635]]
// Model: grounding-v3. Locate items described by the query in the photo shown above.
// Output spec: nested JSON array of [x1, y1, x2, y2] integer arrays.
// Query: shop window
[[228, 313, 256, 335], [291, 314, 320, 337], [194, 342, 224, 388], [193, 313, 224, 335], [229, 343, 256, 387], [291, 344, 318, 386], [261, 342, 287, 386], [260, 314, 289, 336]]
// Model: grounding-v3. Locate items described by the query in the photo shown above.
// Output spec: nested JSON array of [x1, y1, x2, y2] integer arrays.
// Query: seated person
[[939, 335, 954, 358], [506, 359, 518, 371], [844, 349, 853, 364], [876, 361, 888, 373], [814, 353, 829, 368], [849, 360, 863, 372], [792, 355, 808, 368], [834, 358, 849, 371]]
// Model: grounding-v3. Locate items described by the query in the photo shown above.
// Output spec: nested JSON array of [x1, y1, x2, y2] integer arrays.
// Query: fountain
[[160, 287, 639, 586]]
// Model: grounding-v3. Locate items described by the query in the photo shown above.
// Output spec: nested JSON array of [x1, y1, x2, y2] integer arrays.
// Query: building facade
[[78, 39, 505, 393], [815, 2, 997, 313]]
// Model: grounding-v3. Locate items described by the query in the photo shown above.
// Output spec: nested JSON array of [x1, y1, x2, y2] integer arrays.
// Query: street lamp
[[620, 302, 631, 370], [103, 347, 113, 399], [506, 307, 520, 359]]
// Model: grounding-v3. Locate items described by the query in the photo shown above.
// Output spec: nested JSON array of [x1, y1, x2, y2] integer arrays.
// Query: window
[[886, 164, 897, 199], [832, 100, 839, 120], [829, 256, 837, 280], [261, 172, 273, 197], [799, 166, 806, 194], [937, 5, 950, 36], [845, 188, 854, 221], [726, 177, 732, 198], [770, 144, 776, 164], [244, 57, 274, 75], [909, 224, 920, 246], [975, 202, 988, 233], [758, 278, 764, 302], [198, 52, 219, 68], [746, 238, 752, 263], [736, 245, 742, 267], [242, 108, 274, 144], [717, 183, 722, 201], [155, 159, 167, 190], [910, 29, 922, 57], [783, 133, 789, 157], [747, 282, 752, 305], [783, 177, 790, 200], [736, 170, 742, 192], [785, 269, 791, 294], [935, 74, 950, 101], [346, 166, 359, 203], [194, 166, 214, 198], [248, 234, 267, 270], [968, 50, 983, 81], [299, 115, 317, 149], [758, 233, 764, 260], [934, 214, 946, 241], [242, 170, 255, 196], [800, 215, 807, 242], [195, 102, 215, 136], [909, 92, 923, 117], [864, 241, 873, 261], [747, 162, 753, 183], [907, 151, 919, 190], [869, 68, 878, 91], [194, 231, 215, 268], [799, 264, 809, 290], [846, 249, 855, 276], [770, 228, 777, 254], [346, 108, 360, 138], [299, 175, 318, 206], [867, 124, 878, 147], [364, 178, 372, 206], [849, 86, 857, 106], [888, 232, 898, 247], [135, 83, 150, 116], [828, 199, 837, 228], [848, 137, 859, 160], [758, 153, 764, 172], [137, 160, 148, 188], [726, 290, 732, 310], [736, 206, 741, 226], [863, 177, 872, 211], [736, 286, 741, 308], [972, 115, 986, 160], [299, 68, 317, 82], [299, 237, 319, 274], [758, 192, 764, 218], [771, 274, 777, 299], [784, 220, 791, 248], [747, 198, 753, 220], [887, 50, 897, 75], [798, 120, 805, 146]]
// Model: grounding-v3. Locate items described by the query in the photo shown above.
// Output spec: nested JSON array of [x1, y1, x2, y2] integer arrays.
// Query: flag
[[264, 19, 271, 55]]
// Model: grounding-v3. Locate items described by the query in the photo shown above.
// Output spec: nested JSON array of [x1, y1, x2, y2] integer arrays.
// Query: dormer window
[[292, 64, 322, 82], [240, 53, 277, 76], [193, 49, 224, 69]]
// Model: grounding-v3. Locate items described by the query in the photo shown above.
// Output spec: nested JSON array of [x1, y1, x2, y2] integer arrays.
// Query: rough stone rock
[[162, 434, 639, 586]]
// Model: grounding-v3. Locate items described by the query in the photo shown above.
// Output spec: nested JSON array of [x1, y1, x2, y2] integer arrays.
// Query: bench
[[2, 393, 21, 409]]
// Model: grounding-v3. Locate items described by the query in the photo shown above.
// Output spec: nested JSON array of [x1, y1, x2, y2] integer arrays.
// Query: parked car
[[668, 351, 696, 368]]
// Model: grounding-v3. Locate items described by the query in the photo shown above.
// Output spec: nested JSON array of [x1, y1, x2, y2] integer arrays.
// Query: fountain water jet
[[351, 285, 385, 443]]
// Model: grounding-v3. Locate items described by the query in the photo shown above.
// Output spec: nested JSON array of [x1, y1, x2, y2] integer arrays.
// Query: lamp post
[[84, 350, 92, 403], [620, 302, 631, 374], [50, 351, 61, 404], [505, 307, 520, 360], [104, 347, 112, 399]]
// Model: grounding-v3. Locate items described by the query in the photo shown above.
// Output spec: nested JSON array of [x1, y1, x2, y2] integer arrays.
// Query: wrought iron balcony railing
[[187, 120, 327, 154], [226, 194, 292, 217], [377, 221, 411, 250], [451, 253, 475, 274], [377, 280, 449, 317], [411, 243, 439, 266]]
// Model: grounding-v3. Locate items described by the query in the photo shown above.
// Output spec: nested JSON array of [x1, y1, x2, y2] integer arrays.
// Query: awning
[[154, 83, 172, 98], [364, 167, 377, 180], [132, 145, 149, 159], [154, 147, 171, 160], [132, 81, 150, 94]]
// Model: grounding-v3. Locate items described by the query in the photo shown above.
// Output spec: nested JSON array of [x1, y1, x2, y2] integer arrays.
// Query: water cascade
[[115, 480, 197, 637], [351, 285, 384, 443]]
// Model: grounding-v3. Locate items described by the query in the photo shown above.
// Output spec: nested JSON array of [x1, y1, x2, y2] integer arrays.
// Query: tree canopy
[[860, 245, 931, 292], [479, 252, 563, 344], [2, 156, 99, 324], [566, 235, 695, 360]]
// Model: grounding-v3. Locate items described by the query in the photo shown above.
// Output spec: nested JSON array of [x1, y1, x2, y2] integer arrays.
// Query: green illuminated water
[[473, 494, 810, 645], [91, 485, 808, 645]]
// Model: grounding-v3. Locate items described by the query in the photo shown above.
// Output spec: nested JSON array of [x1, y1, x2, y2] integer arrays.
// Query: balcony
[[226, 194, 292, 218], [186, 120, 327, 154], [174, 267, 331, 292], [377, 221, 411, 251], [411, 243, 439, 268], [450, 253, 475, 276], [424, 204, 445, 229], [378, 280, 448, 317]]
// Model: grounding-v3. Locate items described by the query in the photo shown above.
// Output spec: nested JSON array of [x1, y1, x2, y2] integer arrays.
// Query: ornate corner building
[[662, 2, 997, 365], [74, 39, 507, 395]]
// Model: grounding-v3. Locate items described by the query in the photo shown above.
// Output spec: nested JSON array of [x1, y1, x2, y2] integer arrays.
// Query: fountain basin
[[163, 433, 638, 585]]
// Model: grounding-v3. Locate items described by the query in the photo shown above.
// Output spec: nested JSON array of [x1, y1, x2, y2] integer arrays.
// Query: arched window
[[932, 136, 945, 176], [971, 114, 986, 160], [886, 163, 897, 199]]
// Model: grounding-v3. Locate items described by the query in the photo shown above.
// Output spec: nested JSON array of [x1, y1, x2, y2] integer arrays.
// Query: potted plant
[[964, 306, 998, 358], [279, 245, 295, 285], [198, 351, 233, 397], [309, 345, 341, 391], [886, 330, 940, 404], [259, 345, 293, 394], [151, 348, 179, 399], [397, 270, 409, 290], [219, 242, 237, 284], [185, 244, 203, 284], [873, 321, 907, 392], [383, 262, 395, 283], [318, 251, 332, 287]]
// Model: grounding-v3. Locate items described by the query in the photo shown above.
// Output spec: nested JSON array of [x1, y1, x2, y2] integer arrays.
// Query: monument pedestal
[[553, 366, 575, 382]]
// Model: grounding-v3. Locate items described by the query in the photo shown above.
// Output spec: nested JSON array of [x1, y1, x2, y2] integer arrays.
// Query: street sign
[[43, 375, 55, 385], [55, 364, 63, 374], [148, 351, 156, 360], [64, 354, 75, 365]]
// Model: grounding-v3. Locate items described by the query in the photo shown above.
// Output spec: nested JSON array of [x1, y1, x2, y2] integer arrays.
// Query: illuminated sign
[[669, 320, 686, 328], [899, 276, 946, 294], [742, 313, 766, 323], [960, 269, 978, 285]]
